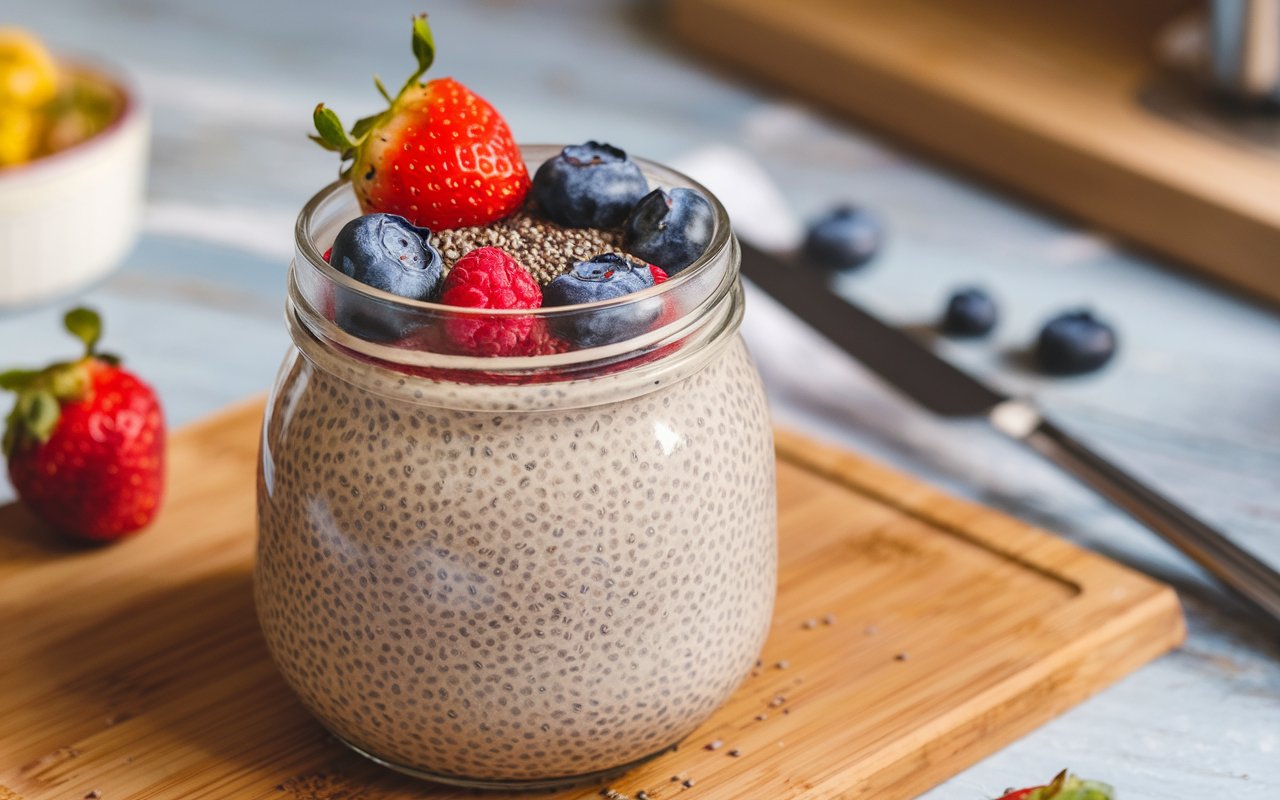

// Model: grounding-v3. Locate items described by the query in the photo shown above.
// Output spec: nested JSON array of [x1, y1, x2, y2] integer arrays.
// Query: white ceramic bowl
[[0, 65, 149, 308]]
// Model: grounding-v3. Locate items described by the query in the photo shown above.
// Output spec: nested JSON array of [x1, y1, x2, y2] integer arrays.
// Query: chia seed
[[770, 695, 786, 707], [802, 618, 817, 630], [823, 613, 836, 626], [432, 205, 641, 285], [705, 739, 723, 751], [775, 660, 789, 670], [895, 651, 910, 661], [728, 748, 742, 757], [682, 778, 696, 789]]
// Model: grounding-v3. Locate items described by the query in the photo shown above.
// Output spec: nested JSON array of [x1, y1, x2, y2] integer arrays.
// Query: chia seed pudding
[[254, 149, 777, 788]]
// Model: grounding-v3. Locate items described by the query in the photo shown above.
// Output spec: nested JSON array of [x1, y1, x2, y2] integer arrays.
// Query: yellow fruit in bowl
[[0, 27, 58, 108], [0, 107, 41, 166]]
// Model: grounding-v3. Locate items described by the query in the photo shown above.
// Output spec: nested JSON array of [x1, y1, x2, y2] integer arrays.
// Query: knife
[[739, 239, 1280, 631]]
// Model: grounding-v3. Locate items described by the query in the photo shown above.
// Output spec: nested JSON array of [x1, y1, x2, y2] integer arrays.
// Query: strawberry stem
[[399, 13, 436, 96], [373, 75, 393, 104], [63, 306, 101, 357]]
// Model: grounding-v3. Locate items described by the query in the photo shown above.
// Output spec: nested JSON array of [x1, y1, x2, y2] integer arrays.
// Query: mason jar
[[254, 147, 777, 789]]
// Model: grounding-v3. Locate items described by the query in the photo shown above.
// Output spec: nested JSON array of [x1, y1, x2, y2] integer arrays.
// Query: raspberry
[[649, 264, 668, 284], [440, 247, 541, 310], [439, 247, 543, 355]]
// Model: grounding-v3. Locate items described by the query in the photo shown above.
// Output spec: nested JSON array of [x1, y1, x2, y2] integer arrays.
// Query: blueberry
[[1035, 309, 1117, 375], [533, 142, 649, 228], [802, 205, 883, 271], [543, 253, 660, 347], [941, 287, 998, 337], [623, 188, 714, 274], [329, 213, 443, 300], [328, 213, 442, 341]]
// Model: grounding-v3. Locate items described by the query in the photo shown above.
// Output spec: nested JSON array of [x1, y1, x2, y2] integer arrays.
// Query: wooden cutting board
[[0, 398, 1184, 800], [670, 0, 1280, 306]]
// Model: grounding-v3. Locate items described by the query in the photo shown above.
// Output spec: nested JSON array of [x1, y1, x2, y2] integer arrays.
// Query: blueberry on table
[[533, 141, 649, 228], [624, 187, 714, 274], [327, 213, 443, 341], [329, 213, 443, 300], [1035, 309, 1118, 375], [941, 287, 998, 337], [802, 205, 883, 271], [542, 253, 660, 347]]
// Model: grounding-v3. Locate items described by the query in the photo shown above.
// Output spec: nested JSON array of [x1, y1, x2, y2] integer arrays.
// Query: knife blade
[[739, 239, 1280, 632]]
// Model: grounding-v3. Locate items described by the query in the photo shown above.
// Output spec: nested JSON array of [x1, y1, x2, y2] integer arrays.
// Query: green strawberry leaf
[[0, 369, 40, 391], [312, 104, 357, 153], [373, 75, 393, 104], [45, 362, 90, 400], [2, 404, 19, 456], [19, 390, 60, 443], [400, 13, 436, 95], [64, 306, 102, 356], [350, 112, 383, 140]]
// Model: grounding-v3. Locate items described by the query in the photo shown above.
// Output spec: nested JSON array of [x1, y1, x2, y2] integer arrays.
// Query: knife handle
[[994, 402, 1280, 631]]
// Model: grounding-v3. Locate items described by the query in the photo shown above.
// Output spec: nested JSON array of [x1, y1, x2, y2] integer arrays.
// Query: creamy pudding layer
[[255, 337, 776, 780]]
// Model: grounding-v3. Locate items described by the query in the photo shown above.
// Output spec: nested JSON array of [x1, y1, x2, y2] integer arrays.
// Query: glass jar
[[255, 147, 776, 789]]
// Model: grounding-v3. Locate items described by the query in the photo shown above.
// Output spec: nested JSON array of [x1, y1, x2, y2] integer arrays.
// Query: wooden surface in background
[[0, 400, 1183, 800], [672, 0, 1280, 304]]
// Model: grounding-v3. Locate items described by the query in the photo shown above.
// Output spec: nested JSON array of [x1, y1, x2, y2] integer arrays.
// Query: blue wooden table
[[3, 1, 1278, 797]]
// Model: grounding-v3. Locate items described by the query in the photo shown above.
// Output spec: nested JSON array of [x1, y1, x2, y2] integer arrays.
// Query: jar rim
[[292, 145, 734, 319]]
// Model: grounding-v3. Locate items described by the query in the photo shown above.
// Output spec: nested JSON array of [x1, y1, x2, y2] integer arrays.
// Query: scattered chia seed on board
[[823, 613, 837, 625], [433, 206, 642, 285], [802, 618, 817, 630], [776, 660, 790, 670], [682, 778, 696, 789], [637, 792, 651, 800], [705, 739, 723, 751], [728, 748, 742, 757]]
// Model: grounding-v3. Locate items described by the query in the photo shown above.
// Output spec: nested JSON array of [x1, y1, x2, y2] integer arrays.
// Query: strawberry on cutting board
[[996, 770, 1115, 800], [2, 307, 165, 542], [311, 14, 529, 230]]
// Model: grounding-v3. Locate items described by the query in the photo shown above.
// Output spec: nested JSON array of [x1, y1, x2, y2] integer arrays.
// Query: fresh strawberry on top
[[996, 770, 1114, 800], [311, 15, 529, 230], [3, 308, 165, 542]]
